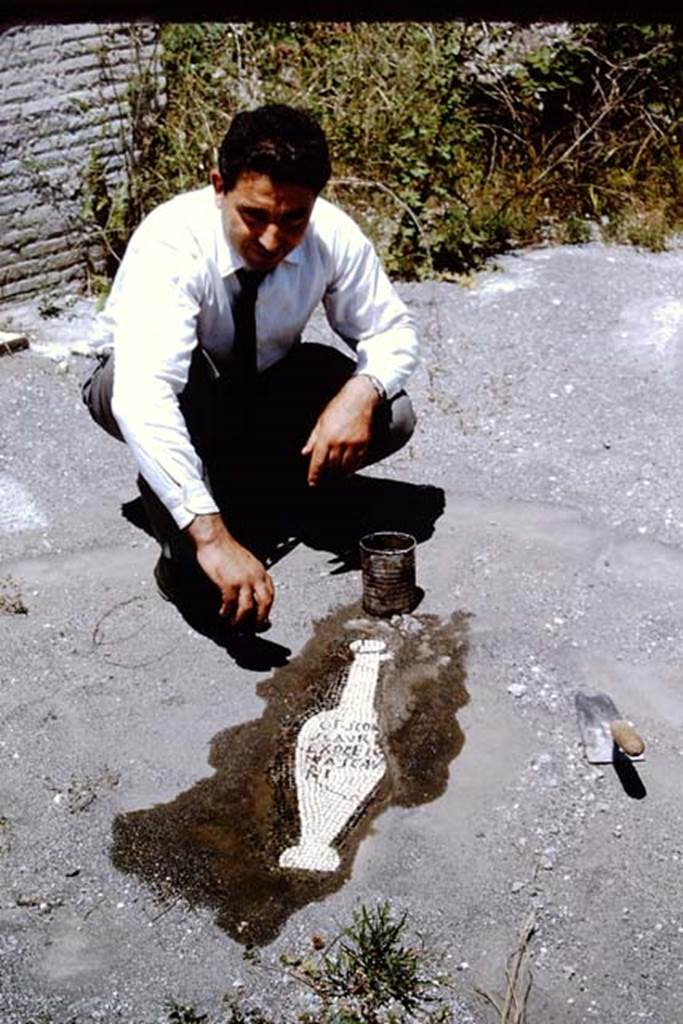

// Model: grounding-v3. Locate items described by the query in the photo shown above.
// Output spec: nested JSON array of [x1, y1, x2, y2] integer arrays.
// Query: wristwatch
[[358, 373, 386, 403]]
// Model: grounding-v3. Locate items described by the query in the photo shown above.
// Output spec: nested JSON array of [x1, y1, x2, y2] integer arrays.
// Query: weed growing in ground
[[0, 576, 28, 615], [167, 903, 453, 1023], [301, 902, 451, 1023], [166, 999, 209, 1022]]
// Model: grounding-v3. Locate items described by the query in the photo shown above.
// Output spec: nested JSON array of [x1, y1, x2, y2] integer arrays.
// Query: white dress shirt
[[93, 185, 419, 529]]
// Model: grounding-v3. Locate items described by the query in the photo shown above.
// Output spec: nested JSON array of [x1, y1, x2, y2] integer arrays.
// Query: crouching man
[[83, 104, 418, 634]]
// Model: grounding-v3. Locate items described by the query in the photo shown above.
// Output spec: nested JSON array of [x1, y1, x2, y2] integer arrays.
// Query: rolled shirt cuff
[[168, 479, 220, 530]]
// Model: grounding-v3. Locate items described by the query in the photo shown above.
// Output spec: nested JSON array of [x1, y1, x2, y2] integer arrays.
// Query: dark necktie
[[232, 268, 265, 383]]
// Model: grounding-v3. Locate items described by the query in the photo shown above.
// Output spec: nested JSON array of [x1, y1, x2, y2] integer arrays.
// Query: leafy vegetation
[[166, 902, 453, 1023], [92, 22, 682, 280], [300, 903, 450, 1023]]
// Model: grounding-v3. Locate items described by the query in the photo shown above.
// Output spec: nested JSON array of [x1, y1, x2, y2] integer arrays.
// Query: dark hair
[[218, 104, 332, 195]]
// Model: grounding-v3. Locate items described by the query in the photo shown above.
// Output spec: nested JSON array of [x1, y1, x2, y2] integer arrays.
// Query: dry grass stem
[[476, 909, 537, 1024]]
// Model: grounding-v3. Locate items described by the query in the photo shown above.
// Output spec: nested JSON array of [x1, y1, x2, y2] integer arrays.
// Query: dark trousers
[[83, 343, 416, 566]]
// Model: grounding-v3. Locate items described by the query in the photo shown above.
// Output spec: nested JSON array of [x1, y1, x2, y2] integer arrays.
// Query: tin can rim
[[360, 531, 417, 555]]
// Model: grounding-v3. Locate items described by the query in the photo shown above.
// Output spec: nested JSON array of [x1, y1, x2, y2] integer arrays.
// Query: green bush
[[105, 21, 683, 280]]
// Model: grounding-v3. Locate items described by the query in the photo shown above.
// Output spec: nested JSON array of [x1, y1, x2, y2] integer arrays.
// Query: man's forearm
[[112, 385, 220, 531]]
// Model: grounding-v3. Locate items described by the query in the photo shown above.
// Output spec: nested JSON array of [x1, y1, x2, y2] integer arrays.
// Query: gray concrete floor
[[1, 243, 682, 1023]]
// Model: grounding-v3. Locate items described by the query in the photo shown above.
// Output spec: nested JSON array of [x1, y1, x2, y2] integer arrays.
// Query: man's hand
[[302, 375, 381, 487], [185, 513, 274, 630]]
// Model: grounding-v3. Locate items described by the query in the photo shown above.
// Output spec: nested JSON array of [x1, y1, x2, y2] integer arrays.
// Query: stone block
[[0, 262, 83, 302], [0, 331, 29, 356], [0, 21, 162, 307]]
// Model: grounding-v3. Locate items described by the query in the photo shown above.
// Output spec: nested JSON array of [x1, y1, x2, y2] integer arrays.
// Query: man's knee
[[366, 390, 416, 465], [389, 391, 417, 446]]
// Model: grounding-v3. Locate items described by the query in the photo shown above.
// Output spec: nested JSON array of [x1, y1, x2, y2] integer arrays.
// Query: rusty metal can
[[360, 531, 416, 616]]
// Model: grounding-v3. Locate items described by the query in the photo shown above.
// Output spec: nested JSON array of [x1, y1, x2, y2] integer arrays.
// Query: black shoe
[[153, 556, 176, 603], [153, 555, 217, 612]]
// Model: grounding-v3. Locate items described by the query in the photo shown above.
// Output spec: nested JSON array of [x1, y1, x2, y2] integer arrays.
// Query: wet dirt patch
[[110, 603, 470, 946]]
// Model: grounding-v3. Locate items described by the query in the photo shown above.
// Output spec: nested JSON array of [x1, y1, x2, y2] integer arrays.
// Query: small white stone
[[70, 342, 96, 357], [508, 683, 526, 698]]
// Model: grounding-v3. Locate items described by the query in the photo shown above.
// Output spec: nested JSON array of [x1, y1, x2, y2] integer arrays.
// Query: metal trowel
[[575, 691, 646, 764]]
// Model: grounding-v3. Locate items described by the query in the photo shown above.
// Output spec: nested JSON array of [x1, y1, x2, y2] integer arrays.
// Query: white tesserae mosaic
[[279, 638, 390, 872]]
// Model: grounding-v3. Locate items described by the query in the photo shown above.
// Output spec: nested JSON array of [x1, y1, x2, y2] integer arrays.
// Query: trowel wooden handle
[[610, 719, 645, 756]]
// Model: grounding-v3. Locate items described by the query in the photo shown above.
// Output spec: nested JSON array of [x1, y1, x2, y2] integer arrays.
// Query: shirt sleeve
[[321, 213, 419, 399], [108, 215, 219, 529]]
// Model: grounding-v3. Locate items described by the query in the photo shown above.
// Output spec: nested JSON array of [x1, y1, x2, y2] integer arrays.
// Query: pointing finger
[[307, 440, 328, 487], [301, 424, 318, 457]]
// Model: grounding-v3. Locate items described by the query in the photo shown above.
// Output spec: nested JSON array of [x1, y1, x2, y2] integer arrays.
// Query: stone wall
[[0, 22, 163, 305]]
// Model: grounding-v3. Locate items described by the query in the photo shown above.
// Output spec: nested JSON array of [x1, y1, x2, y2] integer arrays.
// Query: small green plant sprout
[[0, 576, 28, 615], [223, 1000, 274, 1024], [166, 998, 209, 1023]]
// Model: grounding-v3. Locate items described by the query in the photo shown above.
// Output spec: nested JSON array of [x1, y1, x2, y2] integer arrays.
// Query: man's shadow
[[122, 474, 445, 670]]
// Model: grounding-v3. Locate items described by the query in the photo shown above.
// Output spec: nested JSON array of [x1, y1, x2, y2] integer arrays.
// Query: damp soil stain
[[110, 602, 470, 946]]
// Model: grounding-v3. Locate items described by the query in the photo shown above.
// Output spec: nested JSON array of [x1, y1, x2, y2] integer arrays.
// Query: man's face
[[212, 169, 316, 272]]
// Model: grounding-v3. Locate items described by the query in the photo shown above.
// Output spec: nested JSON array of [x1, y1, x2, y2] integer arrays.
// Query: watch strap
[[358, 373, 386, 403]]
